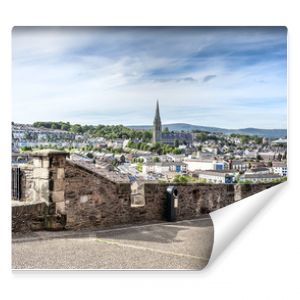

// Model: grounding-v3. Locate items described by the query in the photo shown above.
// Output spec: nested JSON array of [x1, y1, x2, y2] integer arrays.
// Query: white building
[[230, 160, 249, 172], [184, 159, 228, 172], [166, 153, 185, 162], [201, 146, 218, 155], [142, 162, 187, 174], [239, 173, 281, 183], [245, 167, 271, 175], [243, 149, 258, 159], [272, 162, 287, 177], [107, 139, 125, 149], [271, 138, 287, 146], [197, 170, 235, 184]]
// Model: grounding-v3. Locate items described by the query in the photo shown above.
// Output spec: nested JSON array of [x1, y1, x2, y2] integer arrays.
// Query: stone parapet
[[30, 150, 69, 229], [12, 152, 280, 233]]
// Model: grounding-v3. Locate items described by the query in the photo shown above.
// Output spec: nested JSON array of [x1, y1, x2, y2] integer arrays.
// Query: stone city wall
[[65, 161, 132, 229], [12, 151, 279, 232], [64, 161, 276, 230], [234, 182, 275, 201], [12, 150, 69, 232], [12, 201, 48, 232]]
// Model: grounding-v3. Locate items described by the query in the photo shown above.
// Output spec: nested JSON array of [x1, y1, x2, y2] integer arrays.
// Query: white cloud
[[12, 27, 287, 129]]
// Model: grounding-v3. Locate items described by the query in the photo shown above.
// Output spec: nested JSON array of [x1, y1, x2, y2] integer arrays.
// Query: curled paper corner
[[208, 182, 287, 265]]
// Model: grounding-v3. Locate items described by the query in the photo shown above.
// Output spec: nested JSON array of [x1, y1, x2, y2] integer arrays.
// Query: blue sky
[[12, 27, 287, 129]]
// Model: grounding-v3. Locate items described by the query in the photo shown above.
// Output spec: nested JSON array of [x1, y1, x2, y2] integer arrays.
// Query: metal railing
[[12, 166, 22, 200]]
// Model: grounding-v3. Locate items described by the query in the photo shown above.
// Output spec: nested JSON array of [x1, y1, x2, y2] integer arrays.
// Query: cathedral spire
[[154, 99, 161, 123], [153, 99, 162, 143]]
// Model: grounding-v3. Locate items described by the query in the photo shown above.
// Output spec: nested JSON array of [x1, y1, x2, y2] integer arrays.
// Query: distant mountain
[[128, 123, 287, 138]]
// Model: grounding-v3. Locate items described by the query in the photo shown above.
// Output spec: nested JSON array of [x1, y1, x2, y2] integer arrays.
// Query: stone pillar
[[31, 150, 68, 230]]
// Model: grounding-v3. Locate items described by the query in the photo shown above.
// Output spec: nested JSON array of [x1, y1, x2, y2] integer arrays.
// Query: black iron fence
[[12, 166, 22, 200]]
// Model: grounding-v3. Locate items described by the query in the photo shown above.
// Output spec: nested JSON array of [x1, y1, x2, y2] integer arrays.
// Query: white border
[[1, 1, 298, 299]]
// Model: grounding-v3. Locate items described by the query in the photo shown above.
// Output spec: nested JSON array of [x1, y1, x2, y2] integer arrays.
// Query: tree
[[86, 152, 94, 159], [61, 123, 70, 131], [242, 180, 253, 184], [163, 127, 170, 133], [20, 146, 32, 152], [173, 175, 189, 183], [196, 132, 208, 142], [282, 151, 287, 160], [254, 136, 263, 144], [240, 135, 251, 144], [174, 139, 179, 148], [51, 123, 60, 130], [136, 163, 143, 172], [71, 124, 83, 134], [153, 156, 160, 163], [142, 130, 152, 142], [172, 148, 182, 155]]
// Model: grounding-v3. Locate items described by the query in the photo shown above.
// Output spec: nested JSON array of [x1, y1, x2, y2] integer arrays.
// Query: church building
[[152, 100, 193, 145]]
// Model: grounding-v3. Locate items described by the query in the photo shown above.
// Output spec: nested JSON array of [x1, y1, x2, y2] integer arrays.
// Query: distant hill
[[128, 123, 287, 138]]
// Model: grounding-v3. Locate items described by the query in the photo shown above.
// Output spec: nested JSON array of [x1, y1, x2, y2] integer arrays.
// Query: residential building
[[245, 167, 271, 175], [166, 153, 185, 162], [243, 149, 258, 159], [239, 173, 281, 183], [272, 162, 287, 177], [184, 158, 229, 172], [271, 138, 287, 147], [258, 151, 276, 161], [142, 161, 187, 174], [197, 170, 235, 184], [229, 160, 249, 171]]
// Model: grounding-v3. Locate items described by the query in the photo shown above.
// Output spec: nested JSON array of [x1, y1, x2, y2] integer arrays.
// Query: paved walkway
[[12, 217, 214, 270]]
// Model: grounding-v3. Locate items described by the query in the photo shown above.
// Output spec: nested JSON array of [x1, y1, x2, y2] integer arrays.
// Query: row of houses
[[141, 158, 287, 183], [196, 169, 284, 184]]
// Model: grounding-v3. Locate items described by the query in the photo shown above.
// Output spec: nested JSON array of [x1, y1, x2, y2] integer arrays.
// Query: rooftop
[[248, 167, 270, 173], [242, 173, 281, 179], [31, 149, 69, 157], [144, 161, 187, 167], [272, 162, 287, 167], [68, 159, 130, 183], [197, 170, 235, 177]]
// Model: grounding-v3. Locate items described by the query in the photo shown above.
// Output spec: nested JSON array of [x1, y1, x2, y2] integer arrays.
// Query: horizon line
[[12, 120, 287, 131]]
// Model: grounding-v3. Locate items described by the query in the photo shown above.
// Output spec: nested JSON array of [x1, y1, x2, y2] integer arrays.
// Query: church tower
[[153, 100, 162, 143]]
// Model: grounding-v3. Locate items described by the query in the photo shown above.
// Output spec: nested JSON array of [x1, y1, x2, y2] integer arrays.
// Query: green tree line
[[33, 122, 153, 141], [127, 141, 182, 155]]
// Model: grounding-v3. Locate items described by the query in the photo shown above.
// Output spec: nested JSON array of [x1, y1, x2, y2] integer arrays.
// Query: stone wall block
[[51, 190, 65, 203], [32, 179, 49, 203], [50, 179, 65, 191], [33, 158, 42, 168], [56, 168, 65, 179], [55, 201, 66, 214], [42, 158, 50, 168], [33, 168, 49, 179]]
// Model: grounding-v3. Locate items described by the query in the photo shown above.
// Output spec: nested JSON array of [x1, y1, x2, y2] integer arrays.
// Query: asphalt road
[[12, 217, 214, 270]]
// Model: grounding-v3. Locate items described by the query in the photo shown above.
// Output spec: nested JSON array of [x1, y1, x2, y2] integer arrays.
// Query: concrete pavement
[[12, 216, 214, 270]]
